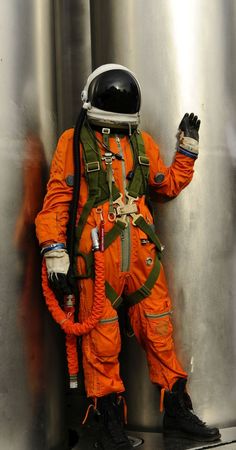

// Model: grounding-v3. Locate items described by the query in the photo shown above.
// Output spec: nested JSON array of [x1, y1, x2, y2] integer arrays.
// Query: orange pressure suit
[[35, 127, 194, 399]]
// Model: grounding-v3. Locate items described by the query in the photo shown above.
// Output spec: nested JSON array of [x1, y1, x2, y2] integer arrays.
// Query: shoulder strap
[[80, 126, 120, 205], [73, 126, 121, 275], [128, 132, 150, 198]]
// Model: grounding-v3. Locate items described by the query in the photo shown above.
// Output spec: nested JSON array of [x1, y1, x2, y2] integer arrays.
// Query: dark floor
[[125, 428, 236, 450], [71, 427, 236, 450]]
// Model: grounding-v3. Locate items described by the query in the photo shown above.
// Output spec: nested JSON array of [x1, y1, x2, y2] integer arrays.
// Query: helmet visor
[[88, 69, 141, 114]]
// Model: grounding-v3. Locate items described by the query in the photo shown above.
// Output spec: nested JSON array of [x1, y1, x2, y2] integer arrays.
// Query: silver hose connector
[[91, 227, 100, 251]]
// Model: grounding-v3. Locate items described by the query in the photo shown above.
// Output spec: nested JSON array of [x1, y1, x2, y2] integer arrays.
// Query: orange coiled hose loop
[[41, 251, 105, 336], [65, 328, 78, 377]]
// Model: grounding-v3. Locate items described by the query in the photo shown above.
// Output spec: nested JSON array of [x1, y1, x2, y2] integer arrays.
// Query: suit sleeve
[[35, 129, 74, 246], [142, 131, 196, 198]]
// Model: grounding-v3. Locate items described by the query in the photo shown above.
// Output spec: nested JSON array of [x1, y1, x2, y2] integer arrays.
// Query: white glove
[[44, 248, 70, 279]]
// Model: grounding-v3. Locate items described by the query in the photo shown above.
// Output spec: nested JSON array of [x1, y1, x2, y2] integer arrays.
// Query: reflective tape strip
[[145, 310, 173, 319], [99, 316, 119, 324]]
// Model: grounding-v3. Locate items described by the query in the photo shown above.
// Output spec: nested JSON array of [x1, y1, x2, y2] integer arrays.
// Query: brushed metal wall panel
[[0, 1, 65, 448], [90, 0, 236, 430], [54, 0, 92, 133]]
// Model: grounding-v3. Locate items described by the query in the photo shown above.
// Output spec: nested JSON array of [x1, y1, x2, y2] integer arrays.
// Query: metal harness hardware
[[102, 152, 116, 215], [102, 152, 115, 165], [111, 192, 143, 227], [86, 161, 100, 172]]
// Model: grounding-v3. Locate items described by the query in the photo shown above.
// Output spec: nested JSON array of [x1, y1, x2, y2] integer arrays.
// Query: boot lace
[[178, 400, 206, 426]]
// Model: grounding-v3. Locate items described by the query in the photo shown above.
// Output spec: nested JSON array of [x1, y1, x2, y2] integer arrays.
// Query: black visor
[[88, 69, 141, 114]]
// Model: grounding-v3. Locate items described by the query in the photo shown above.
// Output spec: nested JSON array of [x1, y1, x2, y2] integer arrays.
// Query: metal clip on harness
[[111, 191, 143, 227]]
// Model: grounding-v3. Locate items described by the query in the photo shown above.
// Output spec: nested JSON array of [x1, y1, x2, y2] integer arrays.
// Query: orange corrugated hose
[[41, 250, 105, 384], [64, 297, 78, 384]]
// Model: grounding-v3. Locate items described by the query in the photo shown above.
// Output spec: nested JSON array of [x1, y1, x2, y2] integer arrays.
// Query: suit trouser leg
[[127, 250, 187, 390], [78, 229, 186, 396], [79, 277, 125, 398]]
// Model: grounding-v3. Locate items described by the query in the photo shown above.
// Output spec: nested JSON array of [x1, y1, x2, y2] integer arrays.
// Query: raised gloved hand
[[42, 244, 72, 302], [178, 112, 201, 159]]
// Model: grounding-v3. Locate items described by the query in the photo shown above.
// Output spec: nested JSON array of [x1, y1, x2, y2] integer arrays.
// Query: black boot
[[94, 394, 133, 450], [163, 379, 221, 442]]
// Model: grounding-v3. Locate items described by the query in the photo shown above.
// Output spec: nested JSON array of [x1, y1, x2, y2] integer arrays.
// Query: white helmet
[[81, 63, 141, 129]]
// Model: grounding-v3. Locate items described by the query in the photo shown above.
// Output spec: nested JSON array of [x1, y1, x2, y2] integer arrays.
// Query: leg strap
[[106, 253, 161, 309], [124, 253, 161, 306]]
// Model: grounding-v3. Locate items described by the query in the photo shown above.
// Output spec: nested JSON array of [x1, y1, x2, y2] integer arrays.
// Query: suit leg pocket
[[91, 316, 121, 358], [144, 311, 174, 352]]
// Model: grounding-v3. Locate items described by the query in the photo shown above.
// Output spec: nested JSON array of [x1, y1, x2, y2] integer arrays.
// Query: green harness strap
[[105, 282, 123, 309], [73, 126, 120, 276], [76, 217, 162, 307], [124, 254, 161, 307], [74, 125, 162, 307], [74, 125, 149, 264], [105, 215, 163, 308], [80, 126, 121, 207], [134, 216, 162, 257], [104, 251, 161, 309], [128, 132, 150, 197]]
